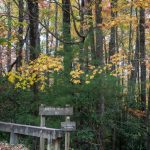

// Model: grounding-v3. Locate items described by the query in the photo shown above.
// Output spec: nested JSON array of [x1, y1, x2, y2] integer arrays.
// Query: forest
[[0, 0, 150, 149]]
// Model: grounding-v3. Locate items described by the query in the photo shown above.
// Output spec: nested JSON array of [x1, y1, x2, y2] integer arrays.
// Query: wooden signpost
[[61, 116, 76, 150], [39, 106, 73, 116], [39, 104, 75, 150], [40, 104, 46, 150]]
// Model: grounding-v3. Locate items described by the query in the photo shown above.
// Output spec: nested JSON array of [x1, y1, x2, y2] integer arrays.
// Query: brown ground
[[0, 143, 29, 150]]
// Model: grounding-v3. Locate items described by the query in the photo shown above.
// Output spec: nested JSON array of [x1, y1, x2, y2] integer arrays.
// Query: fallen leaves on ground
[[0, 143, 29, 150]]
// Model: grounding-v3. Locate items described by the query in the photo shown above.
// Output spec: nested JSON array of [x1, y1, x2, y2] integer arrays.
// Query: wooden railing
[[0, 121, 62, 150], [0, 105, 76, 150]]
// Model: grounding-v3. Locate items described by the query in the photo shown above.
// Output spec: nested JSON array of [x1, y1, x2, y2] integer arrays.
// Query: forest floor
[[0, 143, 28, 150]]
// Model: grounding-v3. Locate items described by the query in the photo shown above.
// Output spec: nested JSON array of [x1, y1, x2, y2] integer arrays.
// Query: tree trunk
[[109, 0, 117, 64], [62, 0, 72, 76], [25, 26, 30, 63], [95, 1, 105, 149], [128, 0, 133, 63], [7, 0, 11, 71], [46, 1, 51, 54], [0, 46, 2, 76], [55, 0, 58, 52], [95, 0, 103, 65], [147, 70, 150, 149], [139, 8, 146, 111], [129, 9, 140, 102], [79, 0, 85, 70], [84, 0, 95, 63], [27, 0, 40, 60], [27, 1, 40, 124], [16, 0, 24, 69]]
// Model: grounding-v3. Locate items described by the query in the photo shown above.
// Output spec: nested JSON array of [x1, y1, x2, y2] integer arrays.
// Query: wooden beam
[[39, 107, 73, 116], [0, 121, 62, 140]]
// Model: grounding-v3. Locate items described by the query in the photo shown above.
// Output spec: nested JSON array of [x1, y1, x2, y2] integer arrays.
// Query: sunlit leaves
[[70, 64, 84, 84], [70, 51, 133, 85], [109, 51, 133, 78], [133, 0, 150, 8], [7, 54, 63, 91], [6, 52, 133, 90]]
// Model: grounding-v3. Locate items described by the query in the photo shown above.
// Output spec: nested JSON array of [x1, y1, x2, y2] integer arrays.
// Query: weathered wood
[[10, 132, 18, 145], [61, 122, 76, 131], [38, 104, 75, 150], [65, 132, 70, 150], [40, 115, 46, 150], [39, 104, 73, 150], [39, 107, 73, 116], [53, 139, 60, 150], [47, 136, 52, 150], [64, 116, 71, 150], [0, 121, 62, 140], [47, 138, 60, 150]]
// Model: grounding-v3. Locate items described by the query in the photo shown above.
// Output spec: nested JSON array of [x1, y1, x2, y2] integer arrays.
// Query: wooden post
[[10, 132, 18, 145], [47, 138, 60, 150], [53, 139, 60, 150], [47, 135, 52, 150], [40, 104, 46, 150], [65, 116, 70, 150]]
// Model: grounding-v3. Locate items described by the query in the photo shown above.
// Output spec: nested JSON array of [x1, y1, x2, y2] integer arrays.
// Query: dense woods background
[[0, 0, 150, 149]]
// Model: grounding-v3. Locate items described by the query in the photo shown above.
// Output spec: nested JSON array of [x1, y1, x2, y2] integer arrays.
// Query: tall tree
[[109, 0, 117, 63], [55, 0, 58, 52], [147, 68, 150, 149], [128, 0, 133, 63], [95, 0, 103, 65], [129, 9, 140, 101], [27, 0, 40, 60], [0, 46, 2, 76], [45, 0, 51, 54], [84, 0, 95, 64], [7, 0, 11, 71], [79, 0, 85, 69], [16, 0, 24, 68], [139, 7, 146, 111], [95, 1, 105, 150], [62, 0, 72, 76]]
